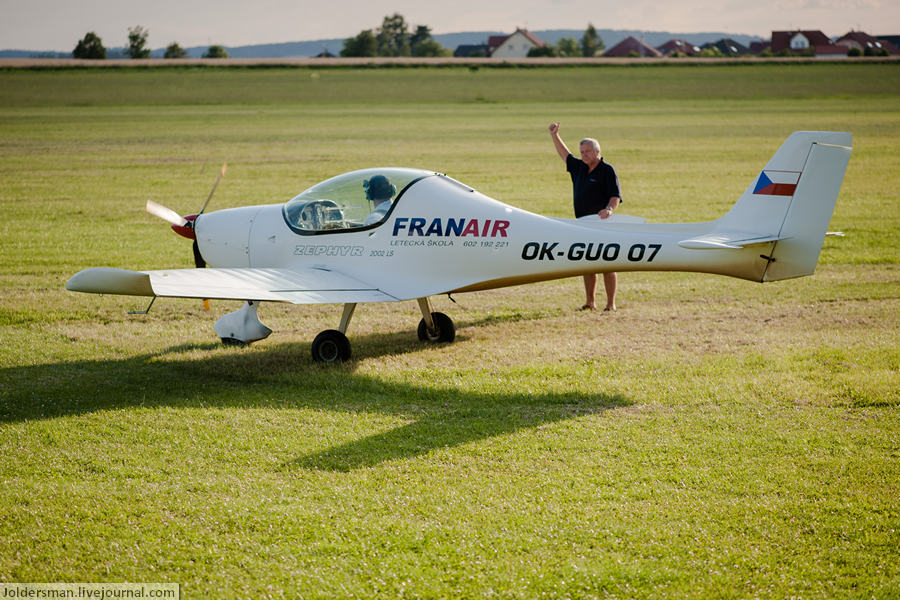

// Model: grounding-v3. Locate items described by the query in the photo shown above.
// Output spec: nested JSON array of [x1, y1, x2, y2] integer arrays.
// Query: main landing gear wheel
[[311, 329, 351, 363], [417, 312, 455, 343]]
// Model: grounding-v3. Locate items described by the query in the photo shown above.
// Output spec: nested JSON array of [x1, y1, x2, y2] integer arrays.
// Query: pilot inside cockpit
[[363, 175, 396, 226], [282, 168, 431, 234]]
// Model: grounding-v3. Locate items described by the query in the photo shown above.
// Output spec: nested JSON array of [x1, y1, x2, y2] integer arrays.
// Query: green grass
[[1, 63, 898, 106], [1, 64, 898, 598]]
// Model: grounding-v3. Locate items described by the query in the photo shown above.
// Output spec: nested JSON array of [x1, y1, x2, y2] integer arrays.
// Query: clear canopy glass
[[283, 167, 435, 234]]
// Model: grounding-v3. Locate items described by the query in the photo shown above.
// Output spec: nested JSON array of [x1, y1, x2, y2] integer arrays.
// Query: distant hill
[[0, 29, 762, 59], [0, 50, 72, 58]]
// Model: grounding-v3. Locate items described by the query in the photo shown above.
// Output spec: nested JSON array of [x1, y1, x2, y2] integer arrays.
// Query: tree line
[[72, 27, 228, 59], [73, 22, 888, 61], [341, 14, 449, 57], [526, 24, 605, 57], [340, 18, 606, 58]]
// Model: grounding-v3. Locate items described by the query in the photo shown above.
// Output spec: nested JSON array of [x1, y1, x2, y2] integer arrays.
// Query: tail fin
[[716, 131, 852, 281]]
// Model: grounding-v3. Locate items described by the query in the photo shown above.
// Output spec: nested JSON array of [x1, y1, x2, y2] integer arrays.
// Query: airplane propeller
[[144, 162, 227, 308], [146, 200, 189, 228], [198, 162, 227, 216], [144, 162, 227, 242]]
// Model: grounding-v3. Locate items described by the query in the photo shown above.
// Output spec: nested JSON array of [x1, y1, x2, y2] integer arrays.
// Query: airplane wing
[[66, 266, 400, 304]]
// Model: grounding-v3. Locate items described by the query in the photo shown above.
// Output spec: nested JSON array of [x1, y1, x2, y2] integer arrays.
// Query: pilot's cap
[[364, 175, 396, 200]]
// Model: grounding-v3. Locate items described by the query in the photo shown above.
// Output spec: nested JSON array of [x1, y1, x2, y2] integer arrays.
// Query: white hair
[[580, 138, 600, 153]]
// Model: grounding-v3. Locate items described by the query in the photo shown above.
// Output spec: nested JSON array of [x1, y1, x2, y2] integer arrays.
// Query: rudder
[[713, 132, 851, 281], [763, 138, 852, 281]]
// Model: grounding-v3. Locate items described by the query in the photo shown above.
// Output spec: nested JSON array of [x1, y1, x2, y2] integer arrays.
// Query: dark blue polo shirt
[[566, 154, 622, 218]]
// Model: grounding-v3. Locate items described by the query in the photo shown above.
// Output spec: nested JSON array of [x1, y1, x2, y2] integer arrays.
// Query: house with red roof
[[489, 28, 546, 58], [656, 39, 700, 56], [603, 36, 663, 58], [835, 31, 900, 55], [770, 30, 848, 57]]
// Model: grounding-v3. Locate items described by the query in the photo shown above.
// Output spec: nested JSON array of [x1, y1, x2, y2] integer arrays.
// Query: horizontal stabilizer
[[678, 233, 783, 250]]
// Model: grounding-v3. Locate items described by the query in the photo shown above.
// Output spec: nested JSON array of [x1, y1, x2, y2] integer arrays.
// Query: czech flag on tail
[[754, 170, 801, 196]]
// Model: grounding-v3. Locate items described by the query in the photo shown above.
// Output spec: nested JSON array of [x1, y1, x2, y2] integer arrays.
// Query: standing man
[[548, 122, 622, 311]]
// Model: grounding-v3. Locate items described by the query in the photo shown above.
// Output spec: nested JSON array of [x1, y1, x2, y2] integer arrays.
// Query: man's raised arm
[[548, 122, 570, 162]]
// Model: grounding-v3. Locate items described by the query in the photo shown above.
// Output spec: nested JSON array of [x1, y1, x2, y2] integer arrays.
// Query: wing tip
[[67, 268, 154, 296]]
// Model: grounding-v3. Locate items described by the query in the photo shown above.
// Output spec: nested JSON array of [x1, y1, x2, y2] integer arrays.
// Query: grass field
[[1, 64, 898, 598]]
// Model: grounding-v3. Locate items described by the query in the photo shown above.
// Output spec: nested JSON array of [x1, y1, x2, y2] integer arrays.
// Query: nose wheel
[[311, 303, 356, 363], [311, 329, 352, 363]]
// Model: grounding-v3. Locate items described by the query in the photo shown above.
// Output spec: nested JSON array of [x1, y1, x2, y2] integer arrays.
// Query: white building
[[488, 28, 546, 59]]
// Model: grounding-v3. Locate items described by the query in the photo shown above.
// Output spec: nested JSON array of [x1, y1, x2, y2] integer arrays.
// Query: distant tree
[[410, 25, 431, 49], [343, 15, 447, 58], [556, 37, 580, 57], [580, 23, 604, 57], [527, 45, 557, 58], [126, 25, 151, 59], [341, 29, 377, 57], [203, 45, 229, 58], [411, 38, 449, 57], [376, 13, 410, 56], [73, 32, 106, 59], [164, 42, 187, 59], [409, 24, 449, 57]]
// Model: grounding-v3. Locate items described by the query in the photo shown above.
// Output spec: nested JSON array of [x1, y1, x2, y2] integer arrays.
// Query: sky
[[2, 0, 898, 51]]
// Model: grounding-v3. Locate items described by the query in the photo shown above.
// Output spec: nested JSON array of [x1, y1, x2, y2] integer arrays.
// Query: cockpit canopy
[[283, 167, 435, 234]]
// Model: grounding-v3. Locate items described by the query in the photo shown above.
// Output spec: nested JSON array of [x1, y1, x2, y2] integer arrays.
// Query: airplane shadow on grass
[[1, 331, 630, 472]]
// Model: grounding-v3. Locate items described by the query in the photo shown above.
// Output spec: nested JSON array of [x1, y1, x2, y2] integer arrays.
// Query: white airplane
[[67, 131, 851, 362]]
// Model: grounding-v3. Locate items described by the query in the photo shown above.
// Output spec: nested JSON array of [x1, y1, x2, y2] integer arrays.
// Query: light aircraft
[[67, 131, 852, 362]]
